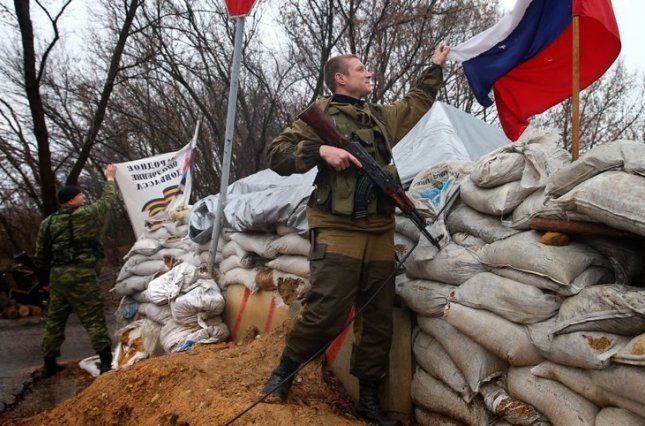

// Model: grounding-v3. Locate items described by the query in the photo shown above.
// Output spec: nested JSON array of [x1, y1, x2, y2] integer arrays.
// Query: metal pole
[[209, 16, 245, 275]]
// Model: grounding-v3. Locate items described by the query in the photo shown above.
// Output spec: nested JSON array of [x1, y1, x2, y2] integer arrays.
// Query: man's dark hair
[[323, 54, 360, 93]]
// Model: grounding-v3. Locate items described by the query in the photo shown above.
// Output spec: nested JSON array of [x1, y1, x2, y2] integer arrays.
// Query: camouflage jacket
[[35, 181, 117, 270]]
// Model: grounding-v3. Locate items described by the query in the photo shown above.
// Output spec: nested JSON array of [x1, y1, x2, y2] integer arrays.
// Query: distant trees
[[0, 0, 642, 257]]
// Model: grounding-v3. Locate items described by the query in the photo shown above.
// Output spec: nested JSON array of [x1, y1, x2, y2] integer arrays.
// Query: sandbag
[[491, 265, 614, 296], [450, 272, 562, 324], [159, 318, 229, 353], [548, 171, 645, 238], [266, 232, 310, 257], [417, 316, 506, 393], [405, 242, 485, 285], [460, 178, 536, 216], [396, 276, 454, 317], [414, 407, 467, 426], [112, 275, 153, 296], [266, 255, 310, 278], [137, 302, 172, 324], [553, 284, 645, 335], [411, 367, 490, 426], [531, 361, 645, 418], [470, 151, 525, 188], [170, 285, 225, 325], [229, 231, 279, 259], [444, 302, 544, 366], [595, 407, 645, 426], [477, 230, 611, 286], [446, 202, 520, 243], [546, 139, 645, 197], [528, 318, 629, 369], [612, 333, 645, 366], [479, 382, 546, 426], [507, 366, 598, 426], [413, 330, 474, 402], [501, 189, 547, 230]]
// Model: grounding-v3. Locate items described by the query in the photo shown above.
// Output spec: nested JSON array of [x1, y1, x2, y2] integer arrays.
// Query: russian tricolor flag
[[449, 0, 621, 141]]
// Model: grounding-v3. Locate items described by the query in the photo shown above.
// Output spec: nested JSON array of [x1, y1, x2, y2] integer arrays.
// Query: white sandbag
[[405, 242, 485, 285], [451, 232, 486, 251], [219, 255, 252, 274], [528, 318, 630, 370], [611, 333, 645, 366], [501, 188, 547, 230], [146, 263, 198, 305], [219, 267, 260, 292], [546, 140, 645, 197], [394, 232, 416, 258], [414, 407, 466, 426], [159, 318, 230, 353], [413, 330, 474, 402], [417, 316, 506, 393], [479, 382, 546, 426], [477, 230, 611, 286], [548, 171, 645, 237], [595, 407, 645, 426], [125, 237, 161, 257], [470, 151, 525, 188], [115, 319, 164, 367], [396, 276, 454, 317], [112, 274, 153, 296], [137, 302, 172, 324], [170, 284, 225, 325], [552, 284, 645, 335], [411, 367, 490, 426], [530, 361, 645, 418], [407, 160, 471, 218], [221, 240, 248, 259], [267, 233, 310, 257], [126, 259, 169, 277], [444, 302, 544, 366], [229, 231, 279, 259], [460, 178, 536, 216], [507, 366, 598, 426], [491, 265, 614, 296], [396, 214, 421, 242], [446, 202, 520, 243], [451, 272, 561, 324], [266, 255, 310, 278]]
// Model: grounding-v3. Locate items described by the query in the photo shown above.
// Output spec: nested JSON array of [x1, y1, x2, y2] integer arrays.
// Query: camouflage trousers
[[284, 226, 396, 381], [42, 266, 111, 357]]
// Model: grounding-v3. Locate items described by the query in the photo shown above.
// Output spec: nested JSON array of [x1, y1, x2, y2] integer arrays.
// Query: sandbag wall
[[401, 134, 645, 425], [111, 208, 229, 367]]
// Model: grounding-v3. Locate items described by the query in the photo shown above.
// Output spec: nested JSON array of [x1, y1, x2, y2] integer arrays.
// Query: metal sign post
[[208, 1, 256, 274]]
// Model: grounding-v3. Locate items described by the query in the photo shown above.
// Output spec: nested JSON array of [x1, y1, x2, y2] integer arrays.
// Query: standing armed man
[[35, 164, 118, 379], [265, 45, 449, 425]]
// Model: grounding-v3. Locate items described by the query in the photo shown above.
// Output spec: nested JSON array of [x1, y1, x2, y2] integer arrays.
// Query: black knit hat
[[57, 185, 82, 204]]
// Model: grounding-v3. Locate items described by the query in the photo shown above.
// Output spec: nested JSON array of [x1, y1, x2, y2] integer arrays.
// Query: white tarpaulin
[[116, 126, 198, 237], [189, 102, 508, 242]]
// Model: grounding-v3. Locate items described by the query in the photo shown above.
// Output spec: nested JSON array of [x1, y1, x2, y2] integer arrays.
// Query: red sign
[[224, 0, 256, 17]]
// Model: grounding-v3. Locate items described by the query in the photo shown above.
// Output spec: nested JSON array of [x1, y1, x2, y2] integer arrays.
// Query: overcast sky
[[498, 0, 644, 73]]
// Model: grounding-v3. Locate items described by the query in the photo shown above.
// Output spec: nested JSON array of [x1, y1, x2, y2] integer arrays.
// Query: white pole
[[209, 16, 245, 275]]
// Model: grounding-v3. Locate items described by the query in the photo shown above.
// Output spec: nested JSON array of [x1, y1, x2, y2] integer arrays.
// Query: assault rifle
[[298, 103, 442, 249]]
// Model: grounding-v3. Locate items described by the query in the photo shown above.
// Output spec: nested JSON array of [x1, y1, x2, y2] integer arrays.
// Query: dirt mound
[[1, 329, 367, 426]]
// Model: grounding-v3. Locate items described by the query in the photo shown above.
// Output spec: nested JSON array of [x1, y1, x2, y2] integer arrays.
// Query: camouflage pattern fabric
[[35, 181, 116, 357]]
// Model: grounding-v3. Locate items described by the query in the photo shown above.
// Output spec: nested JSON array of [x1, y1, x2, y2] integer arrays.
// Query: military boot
[[262, 353, 300, 401], [98, 346, 113, 374], [40, 356, 63, 379], [356, 379, 401, 426]]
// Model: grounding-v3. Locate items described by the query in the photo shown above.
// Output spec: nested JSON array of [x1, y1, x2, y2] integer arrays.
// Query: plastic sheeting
[[188, 102, 508, 243]]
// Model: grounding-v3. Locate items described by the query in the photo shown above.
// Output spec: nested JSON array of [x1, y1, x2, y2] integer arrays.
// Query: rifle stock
[[298, 103, 442, 249]]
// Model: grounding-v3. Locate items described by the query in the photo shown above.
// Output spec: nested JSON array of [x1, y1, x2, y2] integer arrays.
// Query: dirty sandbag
[[460, 178, 536, 216], [405, 242, 485, 285], [595, 407, 645, 426], [612, 333, 645, 366], [396, 275, 454, 317], [446, 202, 520, 243]]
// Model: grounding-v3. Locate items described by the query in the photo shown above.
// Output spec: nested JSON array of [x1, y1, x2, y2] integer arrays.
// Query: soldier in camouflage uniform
[[34, 164, 118, 379], [264, 46, 450, 425]]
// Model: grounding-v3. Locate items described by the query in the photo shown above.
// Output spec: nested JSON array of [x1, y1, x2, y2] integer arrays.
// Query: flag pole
[[571, 15, 580, 161]]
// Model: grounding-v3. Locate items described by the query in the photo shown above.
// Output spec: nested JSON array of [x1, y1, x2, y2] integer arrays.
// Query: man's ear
[[335, 72, 346, 88]]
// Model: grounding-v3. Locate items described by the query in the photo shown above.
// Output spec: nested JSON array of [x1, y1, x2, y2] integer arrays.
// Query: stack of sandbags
[[111, 209, 230, 367], [402, 132, 645, 425], [215, 225, 311, 306]]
